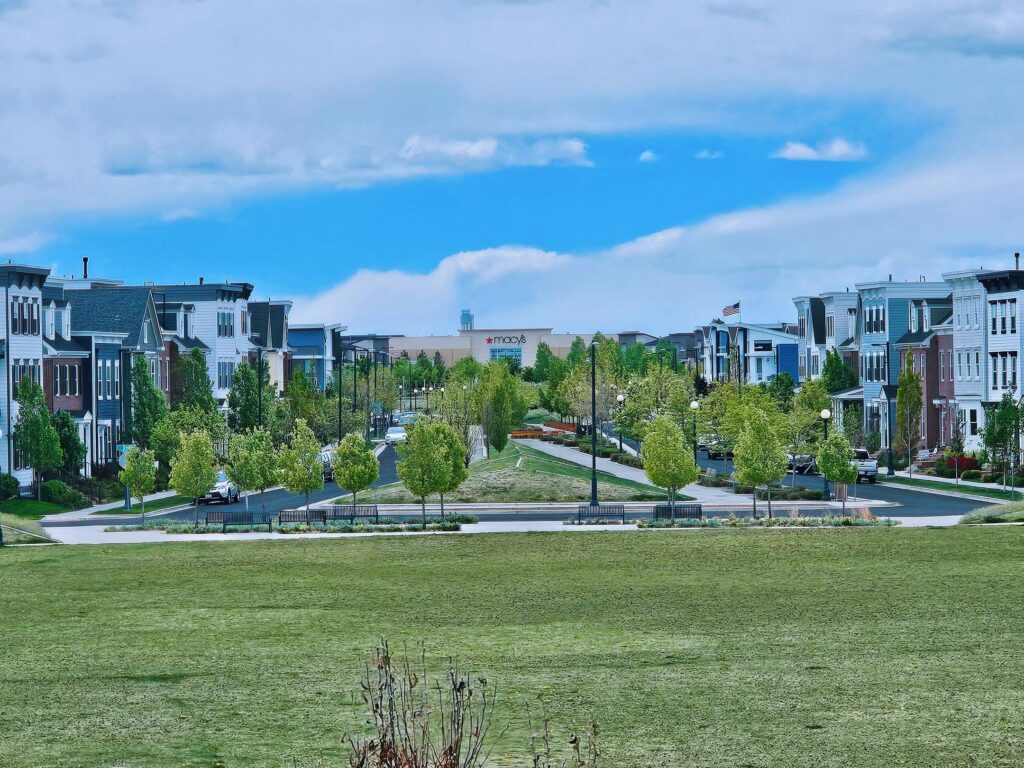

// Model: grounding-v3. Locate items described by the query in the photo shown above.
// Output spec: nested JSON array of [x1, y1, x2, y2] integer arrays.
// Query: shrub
[[980, 472, 999, 483], [949, 455, 979, 472], [0, 472, 20, 501], [40, 479, 90, 509], [961, 469, 982, 480], [865, 431, 882, 453]]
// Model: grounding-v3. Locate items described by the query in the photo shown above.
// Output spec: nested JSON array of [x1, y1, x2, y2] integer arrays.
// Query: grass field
[[0, 497, 67, 519], [352, 441, 673, 504], [959, 500, 1024, 524], [91, 494, 194, 516], [0, 513, 54, 543], [882, 475, 1022, 501], [3, 528, 1024, 767]]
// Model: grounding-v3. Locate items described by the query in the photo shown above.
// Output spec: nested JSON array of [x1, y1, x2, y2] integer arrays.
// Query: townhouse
[[287, 322, 345, 391], [855, 279, 951, 452], [248, 299, 292, 394], [941, 269, 989, 449], [894, 297, 953, 452], [1, 264, 50, 488], [694, 320, 799, 386], [144, 280, 254, 409]]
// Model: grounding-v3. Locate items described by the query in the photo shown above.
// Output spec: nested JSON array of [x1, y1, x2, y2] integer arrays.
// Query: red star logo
[[486, 337, 493, 344]]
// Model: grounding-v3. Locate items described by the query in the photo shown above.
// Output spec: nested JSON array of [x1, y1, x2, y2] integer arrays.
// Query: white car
[[201, 470, 240, 504], [384, 427, 408, 445]]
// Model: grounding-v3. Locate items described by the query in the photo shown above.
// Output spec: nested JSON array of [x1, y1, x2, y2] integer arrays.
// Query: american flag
[[723, 301, 740, 317]]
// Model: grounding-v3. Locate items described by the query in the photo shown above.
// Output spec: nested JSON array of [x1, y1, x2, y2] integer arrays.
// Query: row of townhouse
[[793, 258, 1024, 454], [0, 259, 349, 489], [693, 320, 801, 387]]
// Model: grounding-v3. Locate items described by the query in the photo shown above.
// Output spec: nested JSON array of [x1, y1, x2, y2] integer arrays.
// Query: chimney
[[888, 274, 892, 282], [1016, 252, 1020, 271], [82, 256, 89, 279], [199, 276, 205, 285]]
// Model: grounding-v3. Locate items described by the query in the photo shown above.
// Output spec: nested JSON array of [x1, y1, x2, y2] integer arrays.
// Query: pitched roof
[[248, 301, 291, 350], [810, 298, 827, 345], [44, 334, 88, 355], [66, 287, 154, 346]]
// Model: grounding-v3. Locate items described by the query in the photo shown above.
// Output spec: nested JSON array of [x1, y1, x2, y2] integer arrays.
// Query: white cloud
[[695, 149, 724, 160], [772, 138, 869, 162], [290, 142, 1024, 334], [160, 208, 199, 222], [638, 149, 659, 163]]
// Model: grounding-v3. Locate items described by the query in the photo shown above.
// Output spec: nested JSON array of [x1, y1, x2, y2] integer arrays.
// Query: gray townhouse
[[1, 264, 50, 488], [248, 299, 292, 394], [792, 296, 826, 381], [855, 278, 951, 453], [143, 279, 254, 410], [942, 269, 989, 450]]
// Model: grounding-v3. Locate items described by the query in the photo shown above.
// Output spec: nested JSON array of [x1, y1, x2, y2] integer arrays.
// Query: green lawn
[[959, 500, 1024, 524], [0, 497, 66, 519], [3, 528, 1024, 766], [882, 475, 1022, 501], [0, 514, 54, 544], [353, 441, 673, 504], [91, 494, 194, 516]]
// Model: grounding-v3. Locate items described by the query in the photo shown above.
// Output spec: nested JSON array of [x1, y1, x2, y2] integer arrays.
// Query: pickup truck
[[852, 449, 877, 483]]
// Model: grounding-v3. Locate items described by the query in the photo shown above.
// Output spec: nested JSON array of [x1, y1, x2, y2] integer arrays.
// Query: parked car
[[200, 470, 240, 504], [384, 427, 408, 445], [787, 453, 816, 474], [707, 441, 733, 460], [853, 448, 878, 483], [318, 449, 335, 482]]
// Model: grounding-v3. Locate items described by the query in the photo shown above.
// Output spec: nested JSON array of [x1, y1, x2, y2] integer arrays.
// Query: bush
[[961, 469, 982, 480], [980, 472, 999, 483], [865, 431, 882, 453], [0, 472, 20, 501], [754, 486, 826, 501], [40, 479, 90, 509], [948, 455, 979, 472]]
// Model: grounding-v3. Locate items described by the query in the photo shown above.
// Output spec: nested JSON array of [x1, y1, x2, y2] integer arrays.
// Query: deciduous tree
[[227, 428, 279, 511], [894, 351, 923, 474], [641, 416, 698, 516], [169, 429, 217, 524], [433, 420, 468, 519], [277, 418, 324, 512], [397, 419, 448, 526], [734, 409, 788, 519], [817, 432, 858, 514], [51, 410, 87, 475], [13, 381, 62, 500], [130, 353, 167, 449], [333, 433, 379, 509], [119, 446, 156, 521], [177, 348, 217, 414]]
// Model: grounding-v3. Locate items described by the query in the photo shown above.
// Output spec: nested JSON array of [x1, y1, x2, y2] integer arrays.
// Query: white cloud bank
[[638, 150, 659, 163], [772, 138, 869, 162]]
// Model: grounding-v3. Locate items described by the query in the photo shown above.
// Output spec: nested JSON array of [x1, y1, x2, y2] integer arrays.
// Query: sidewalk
[[41, 489, 184, 522], [893, 469, 1019, 494], [519, 438, 760, 505]]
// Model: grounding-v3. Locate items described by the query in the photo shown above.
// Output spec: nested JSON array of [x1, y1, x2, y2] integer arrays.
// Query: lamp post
[[820, 408, 831, 497], [615, 392, 625, 451], [427, 385, 434, 415], [690, 400, 699, 464], [589, 342, 598, 508], [255, 345, 264, 429]]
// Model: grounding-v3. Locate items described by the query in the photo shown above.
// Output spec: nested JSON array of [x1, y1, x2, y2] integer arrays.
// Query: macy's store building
[[389, 328, 607, 367]]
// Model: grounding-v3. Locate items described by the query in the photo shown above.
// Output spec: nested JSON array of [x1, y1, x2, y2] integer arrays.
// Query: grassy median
[[3, 527, 1024, 766]]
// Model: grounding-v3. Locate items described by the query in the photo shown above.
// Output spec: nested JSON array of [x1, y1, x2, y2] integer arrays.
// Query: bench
[[204, 509, 275, 533], [278, 508, 327, 525], [323, 504, 380, 524], [653, 503, 703, 520], [576, 503, 626, 523]]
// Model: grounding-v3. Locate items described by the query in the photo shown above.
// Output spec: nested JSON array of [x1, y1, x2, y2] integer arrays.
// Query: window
[[957, 351, 963, 381], [756, 357, 764, 381], [31, 302, 39, 335], [10, 300, 19, 335], [940, 351, 946, 381], [975, 350, 981, 381], [992, 355, 999, 390], [54, 308, 64, 337], [114, 360, 121, 399], [161, 359, 169, 391], [965, 351, 971, 379], [217, 310, 236, 338], [71, 364, 79, 396], [1012, 300, 1018, 334], [970, 409, 978, 436], [241, 309, 248, 335]]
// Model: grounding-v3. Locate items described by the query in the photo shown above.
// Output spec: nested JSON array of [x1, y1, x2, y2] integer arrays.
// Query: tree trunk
[[352, 490, 357, 511], [440, 492, 445, 521], [767, 486, 773, 520], [141, 497, 146, 526], [421, 497, 427, 528], [841, 495, 846, 516], [244, 492, 249, 512], [752, 493, 757, 520], [669, 488, 675, 522], [36, 472, 41, 501], [194, 500, 199, 527]]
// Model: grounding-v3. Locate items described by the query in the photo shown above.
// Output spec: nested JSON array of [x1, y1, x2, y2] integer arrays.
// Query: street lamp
[[615, 392, 625, 450], [820, 408, 831, 497], [589, 341, 598, 508], [690, 400, 700, 463], [427, 385, 434, 414]]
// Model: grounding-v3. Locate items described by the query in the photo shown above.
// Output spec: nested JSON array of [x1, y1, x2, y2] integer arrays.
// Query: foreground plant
[[345, 641, 599, 768]]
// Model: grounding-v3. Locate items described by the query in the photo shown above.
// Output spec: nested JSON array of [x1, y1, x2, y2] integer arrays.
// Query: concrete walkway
[[517, 438, 741, 504], [41, 489, 184, 522]]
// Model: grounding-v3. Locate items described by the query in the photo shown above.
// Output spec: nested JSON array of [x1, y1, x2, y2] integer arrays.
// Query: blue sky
[[2, 1, 1023, 333]]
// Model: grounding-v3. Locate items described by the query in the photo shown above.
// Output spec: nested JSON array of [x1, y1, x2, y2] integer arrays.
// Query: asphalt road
[[46, 445, 402, 529]]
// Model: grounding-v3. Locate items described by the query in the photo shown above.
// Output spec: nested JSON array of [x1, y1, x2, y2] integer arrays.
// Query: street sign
[[116, 443, 136, 469]]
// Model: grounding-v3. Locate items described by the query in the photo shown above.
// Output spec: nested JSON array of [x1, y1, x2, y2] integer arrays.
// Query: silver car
[[201, 470, 240, 504]]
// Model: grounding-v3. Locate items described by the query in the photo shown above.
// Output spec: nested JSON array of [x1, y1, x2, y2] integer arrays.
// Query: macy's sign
[[485, 334, 526, 345]]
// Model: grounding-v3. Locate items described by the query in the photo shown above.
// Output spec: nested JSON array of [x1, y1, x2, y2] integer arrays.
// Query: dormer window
[[910, 306, 918, 333]]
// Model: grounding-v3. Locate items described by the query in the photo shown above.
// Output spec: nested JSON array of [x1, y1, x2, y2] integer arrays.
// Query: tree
[[565, 336, 587, 369], [227, 361, 272, 433], [177, 348, 217, 414], [334, 433, 379, 509], [152, 405, 227, 479], [169, 429, 217, 525], [119, 447, 156, 522], [227, 428, 279, 512], [765, 372, 796, 413], [817, 432, 857, 514], [894, 351, 923, 474], [433, 420, 468, 519], [821, 350, 858, 394], [130, 354, 167, 449], [448, 357, 483, 383], [623, 342, 649, 375], [640, 416, 699, 517], [51, 410, 87, 475], [12, 381, 62, 499], [983, 394, 1018, 489], [733, 409, 788, 519], [396, 419, 448, 527], [277, 418, 324, 512], [533, 342, 556, 383], [477, 362, 526, 453], [285, 368, 319, 426]]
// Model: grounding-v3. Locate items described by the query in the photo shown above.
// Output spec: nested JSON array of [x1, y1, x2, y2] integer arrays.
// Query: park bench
[[323, 504, 380, 524], [205, 509, 275, 533], [653, 503, 703, 521], [278, 508, 327, 525], [576, 503, 626, 523]]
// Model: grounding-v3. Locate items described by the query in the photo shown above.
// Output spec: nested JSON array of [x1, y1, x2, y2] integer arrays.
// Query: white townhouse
[[943, 269, 989, 449], [0, 264, 50, 488], [145, 280, 254, 408]]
